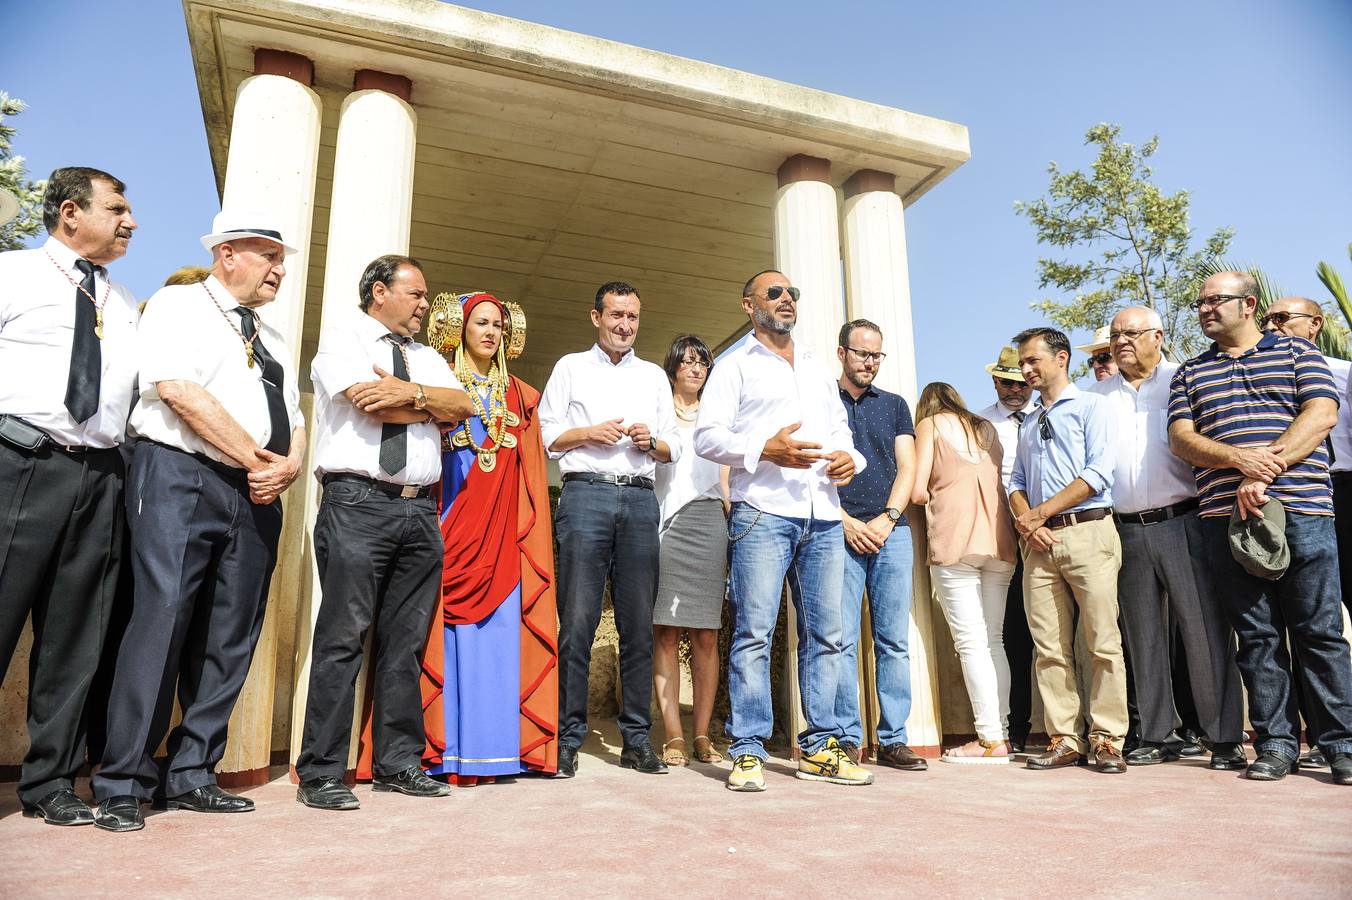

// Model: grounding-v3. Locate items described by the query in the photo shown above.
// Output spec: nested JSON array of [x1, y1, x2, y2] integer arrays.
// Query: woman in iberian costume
[[358, 291, 558, 783]]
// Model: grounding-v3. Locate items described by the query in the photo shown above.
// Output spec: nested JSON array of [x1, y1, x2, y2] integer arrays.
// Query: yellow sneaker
[[726, 754, 766, 792], [797, 737, 875, 785]]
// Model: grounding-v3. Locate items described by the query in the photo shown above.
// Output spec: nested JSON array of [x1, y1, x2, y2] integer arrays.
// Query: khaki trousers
[[1022, 516, 1128, 753]]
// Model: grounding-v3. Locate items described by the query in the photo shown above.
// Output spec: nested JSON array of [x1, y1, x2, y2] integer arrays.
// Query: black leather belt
[[1114, 497, 1199, 526], [1045, 507, 1112, 529], [322, 472, 434, 499], [562, 472, 655, 490], [0, 413, 116, 456]]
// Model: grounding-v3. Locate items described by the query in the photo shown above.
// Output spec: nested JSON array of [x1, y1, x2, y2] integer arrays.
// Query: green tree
[[0, 91, 46, 252], [1014, 123, 1233, 362]]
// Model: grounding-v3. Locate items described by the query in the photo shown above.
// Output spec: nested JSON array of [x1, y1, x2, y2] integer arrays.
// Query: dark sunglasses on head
[[1091, 352, 1113, 365], [764, 285, 801, 302], [1038, 411, 1054, 442]]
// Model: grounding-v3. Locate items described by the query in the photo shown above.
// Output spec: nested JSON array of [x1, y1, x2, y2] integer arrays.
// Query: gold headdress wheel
[[427, 292, 463, 357], [503, 300, 527, 360]]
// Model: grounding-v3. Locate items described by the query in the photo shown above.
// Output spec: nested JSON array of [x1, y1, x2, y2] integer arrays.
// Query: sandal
[[939, 738, 1009, 766], [692, 735, 723, 764], [662, 737, 689, 766]]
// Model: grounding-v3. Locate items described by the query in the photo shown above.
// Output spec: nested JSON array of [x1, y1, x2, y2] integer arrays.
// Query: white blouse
[[656, 415, 722, 525]]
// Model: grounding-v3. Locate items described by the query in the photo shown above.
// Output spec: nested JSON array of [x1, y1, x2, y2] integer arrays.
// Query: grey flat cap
[[1228, 497, 1289, 581]]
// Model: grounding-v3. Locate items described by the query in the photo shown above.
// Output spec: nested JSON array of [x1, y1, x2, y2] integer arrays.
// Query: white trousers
[[930, 554, 1016, 742]]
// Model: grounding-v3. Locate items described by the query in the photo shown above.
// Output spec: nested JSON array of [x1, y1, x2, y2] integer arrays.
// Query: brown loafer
[[1093, 740, 1127, 774], [1026, 736, 1085, 770], [876, 742, 928, 771]]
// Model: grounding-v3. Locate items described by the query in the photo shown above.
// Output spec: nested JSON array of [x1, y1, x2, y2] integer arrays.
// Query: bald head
[[1108, 305, 1165, 379], [1264, 295, 1324, 342]]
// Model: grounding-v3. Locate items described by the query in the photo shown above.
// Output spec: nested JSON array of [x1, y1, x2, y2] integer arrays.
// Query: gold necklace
[[201, 282, 261, 367], [675, 402, 699, 422], [450, 349, 518, 471], [46, 250, 112, 339]]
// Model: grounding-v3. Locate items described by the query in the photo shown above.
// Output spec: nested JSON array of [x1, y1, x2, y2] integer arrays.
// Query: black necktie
[[235, 309, 291, 456], [1012, 410, 1027, 425], [64, 258, 101, 423], [379, 335, 409, 475]]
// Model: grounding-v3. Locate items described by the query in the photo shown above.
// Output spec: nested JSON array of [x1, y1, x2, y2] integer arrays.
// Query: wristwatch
[[885, 507, 903, 523], [413, 384, 427, 410]]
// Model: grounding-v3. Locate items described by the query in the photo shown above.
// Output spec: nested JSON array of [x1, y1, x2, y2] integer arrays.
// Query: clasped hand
[[350, 365, 415, 412], [761, 423, 854, 486], [247, 447, 299, 505], [587, 418, 654, 451]]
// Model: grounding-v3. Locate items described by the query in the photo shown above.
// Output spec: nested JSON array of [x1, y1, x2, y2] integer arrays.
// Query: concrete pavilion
[[0, 0, 974, 784]]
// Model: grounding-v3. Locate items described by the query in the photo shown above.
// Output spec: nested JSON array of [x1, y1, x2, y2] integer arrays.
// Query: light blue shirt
[[1009, 383, 1115, 511]]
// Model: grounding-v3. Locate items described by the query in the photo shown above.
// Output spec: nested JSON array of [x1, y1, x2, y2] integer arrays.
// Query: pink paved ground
[[3, 731, 1350, 898]]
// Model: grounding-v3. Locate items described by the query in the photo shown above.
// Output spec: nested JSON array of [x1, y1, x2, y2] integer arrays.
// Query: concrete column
[[290, 70, 417, 775], [215, 49, 323, 787], [841, 168, 941, 754]]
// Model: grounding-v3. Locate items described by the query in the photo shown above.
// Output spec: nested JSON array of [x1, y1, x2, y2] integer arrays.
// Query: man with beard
[[0, 167, 138, 826], [832, 319, 921, 771], [695, 270, 869, 792], [92, 211, 307, 831]]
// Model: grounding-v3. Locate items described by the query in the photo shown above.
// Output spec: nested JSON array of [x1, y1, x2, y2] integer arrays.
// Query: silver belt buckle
[[400, 484, 419, 499]]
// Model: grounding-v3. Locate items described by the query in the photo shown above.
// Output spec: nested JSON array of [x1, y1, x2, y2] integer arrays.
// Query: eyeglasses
[[1091, 352, 1113, 365], [996, 378, 1026, 388], [678, 357, 709, 370], [1109, 328, 1159, 342], [1189, 293, 1248, 311], [846, 347, 887, 363], [763, 285, 801, 303], [1038, 411, 1054, 442], [1260, 311, 1314, 328]]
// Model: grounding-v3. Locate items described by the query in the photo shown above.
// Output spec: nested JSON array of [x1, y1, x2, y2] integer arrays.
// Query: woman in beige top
[[912, 382, 1018, 764]]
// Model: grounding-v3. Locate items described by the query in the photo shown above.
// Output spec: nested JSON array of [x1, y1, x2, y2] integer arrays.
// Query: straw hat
[[1076, 325, 1112, 355], [983, 346, 1025, 382]]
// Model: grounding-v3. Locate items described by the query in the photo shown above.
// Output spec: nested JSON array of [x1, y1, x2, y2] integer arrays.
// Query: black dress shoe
[[1176, 728, 1208, 758], [1245, 750, 1294, 781], [372, 766, 454, 797], [556, 746, 578, 778], [1209, 742, 1248, 770], [619, 743, 669, 774], [877, 742, 928, 771], [22, 788, 95, 826], [1299, 746, 1328, 769], [167, 784, 255, 813], [1125, 743, 1179, 766], [296, 776, 360, 810], [94, 796, 145, 832], [1330, 752, 1352, 785], [1008, 735, 1027, 754]]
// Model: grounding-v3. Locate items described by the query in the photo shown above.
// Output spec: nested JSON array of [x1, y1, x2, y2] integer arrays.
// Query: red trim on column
[[777, 154, 830, 187], [843, 169, 897, 199], [252, 48, 314, 86], [353, 69, 413, 103]]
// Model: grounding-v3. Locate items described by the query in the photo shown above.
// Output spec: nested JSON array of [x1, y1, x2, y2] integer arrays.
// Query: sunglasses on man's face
[[763, 285, 801, 303], [996, 378, 1026, 388], [1091, 352, 1113, 366], [1260, 311, 1314, 328]]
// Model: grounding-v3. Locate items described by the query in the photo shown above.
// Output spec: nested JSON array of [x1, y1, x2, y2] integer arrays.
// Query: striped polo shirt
[[1168, 332, 1340, 517]]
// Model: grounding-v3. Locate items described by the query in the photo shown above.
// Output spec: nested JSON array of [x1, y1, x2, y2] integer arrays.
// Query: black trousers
[[0, 441, 123, 805], [92, 442, 281, 801], [1001, 555, 1034, 742], [554, 480, 659, 750], [295, 481, 441, 781], [1335, 474, 1351, 615]]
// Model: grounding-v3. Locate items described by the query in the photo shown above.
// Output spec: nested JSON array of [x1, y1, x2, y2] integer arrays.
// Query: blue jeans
[[725, 503, 845, 759], [1202, 512, 1352, 758], [837, 525, 914, 746]]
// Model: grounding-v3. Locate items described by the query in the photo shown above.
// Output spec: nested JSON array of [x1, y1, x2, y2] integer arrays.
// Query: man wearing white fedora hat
[[1077, 326, 1118, 382], [0, 167, 139, 827], [976, 346, 1037, 749], [92, 210, 307, 832]]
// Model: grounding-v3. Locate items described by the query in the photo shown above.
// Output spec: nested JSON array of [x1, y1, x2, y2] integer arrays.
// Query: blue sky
[[7, 0, 1351, 405]]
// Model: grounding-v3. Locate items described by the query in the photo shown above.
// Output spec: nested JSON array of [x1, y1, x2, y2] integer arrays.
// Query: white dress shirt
[[131, 275, 302, 467], [0, 236, 140, 447], [656, 417, 723, 525], [310, 312, 461, 486], [1088, 360, 1196, 513], [1324, 355, 1350, 474], [976, 396, 1036, 491], [538, 343, 680, 478], [694, 334, 863, 521]]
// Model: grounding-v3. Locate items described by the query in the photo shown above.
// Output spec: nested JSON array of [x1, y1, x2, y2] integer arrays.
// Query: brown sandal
[[692, 735, 723, 764], [662, 738, 689, 766]]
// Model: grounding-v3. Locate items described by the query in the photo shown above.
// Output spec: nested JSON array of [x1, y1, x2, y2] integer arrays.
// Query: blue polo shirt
[[837, 384, 914, 523], [1009, 383, 1115, 512], [1168, 332, 1339, 517]]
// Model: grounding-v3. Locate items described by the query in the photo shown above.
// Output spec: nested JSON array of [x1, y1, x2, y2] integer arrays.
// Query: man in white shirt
[[976, 345, 1037, 751], [0, 167, 138, 827], [694, 269, 869, 792], [539, 281, 677, 778], [92, 212, 307, 833], [1089, 307, 1246, 771], [1262, 295, 1351, 769], [294, 255, 472, 811]]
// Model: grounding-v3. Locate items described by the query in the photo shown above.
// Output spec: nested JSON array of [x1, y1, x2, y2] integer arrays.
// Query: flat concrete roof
[[183, 0, 972, 386]]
